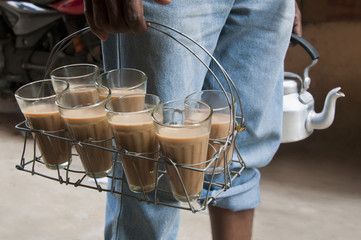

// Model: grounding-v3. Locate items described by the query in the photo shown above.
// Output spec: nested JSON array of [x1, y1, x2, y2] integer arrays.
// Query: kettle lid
[[284, 80, 298, 95]]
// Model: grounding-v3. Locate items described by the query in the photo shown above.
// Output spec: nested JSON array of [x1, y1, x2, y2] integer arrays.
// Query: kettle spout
[[306, 87, 345, 131]]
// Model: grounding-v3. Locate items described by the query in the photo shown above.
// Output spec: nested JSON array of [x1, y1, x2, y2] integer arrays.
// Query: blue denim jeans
[[103, 0, 294, 239]]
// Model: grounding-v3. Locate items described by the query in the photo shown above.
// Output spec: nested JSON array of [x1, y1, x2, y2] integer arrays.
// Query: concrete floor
[[1, 95, 360, 240]]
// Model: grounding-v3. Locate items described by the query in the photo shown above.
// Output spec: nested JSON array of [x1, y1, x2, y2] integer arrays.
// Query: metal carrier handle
[[146, 21, 245, 131], [17, 22, 247, 213], [44, 22, 245, 131]]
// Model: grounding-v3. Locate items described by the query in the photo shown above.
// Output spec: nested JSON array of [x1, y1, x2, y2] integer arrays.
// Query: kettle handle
[[291, 34, 319, 60], [290, 34, 319, 91]]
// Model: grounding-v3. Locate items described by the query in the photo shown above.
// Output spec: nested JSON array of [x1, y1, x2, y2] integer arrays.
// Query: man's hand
[[290, 1, 302, 47], [293, 1, 302, 37], [84, 0, 171, 41]]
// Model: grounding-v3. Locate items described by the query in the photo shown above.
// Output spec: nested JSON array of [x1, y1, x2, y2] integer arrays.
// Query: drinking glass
[[186, 90, 236, 173], [56, 84, 113, 179], [96, 68, 147, 99], [106, 94, 161, 193], [152, 99, 212, 202], [50, 63, 99, 91], [15, 79, 71, 170]]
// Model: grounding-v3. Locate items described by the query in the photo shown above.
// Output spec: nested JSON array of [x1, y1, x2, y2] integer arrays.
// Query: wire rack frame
[[15, 120, 245, 212], [15, 22, 247, 213]]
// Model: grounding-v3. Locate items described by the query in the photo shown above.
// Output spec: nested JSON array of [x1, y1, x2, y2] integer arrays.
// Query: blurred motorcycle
[[0, 0, 101, 94]]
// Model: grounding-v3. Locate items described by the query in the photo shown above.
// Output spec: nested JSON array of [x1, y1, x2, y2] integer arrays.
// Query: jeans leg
[[103, 0, 295, 238], [103, 1, 234, 239], [203, 0, 294, 211]]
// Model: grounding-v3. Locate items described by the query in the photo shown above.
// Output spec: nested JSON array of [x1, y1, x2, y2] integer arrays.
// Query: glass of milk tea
[[96, 68, 147, 99], [106, 94, 161, 193], [152, 99, 212, 202], [186, 90, 236, 174], [50, 63, 99, 91], [15, 79, 71, 170], [56, 84, 113, 179]]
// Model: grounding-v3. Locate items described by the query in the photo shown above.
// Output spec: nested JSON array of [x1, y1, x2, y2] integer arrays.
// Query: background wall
[[298, 0, 361, 23]]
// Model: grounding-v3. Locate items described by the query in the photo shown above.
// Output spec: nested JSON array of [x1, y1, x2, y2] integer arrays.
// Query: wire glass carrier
[[15, 22, 246, 213]]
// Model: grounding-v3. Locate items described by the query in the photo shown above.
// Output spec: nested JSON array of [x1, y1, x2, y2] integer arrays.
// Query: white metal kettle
[[282, 34, 345, 143]]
